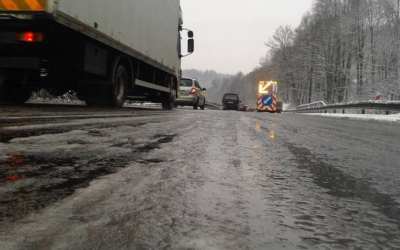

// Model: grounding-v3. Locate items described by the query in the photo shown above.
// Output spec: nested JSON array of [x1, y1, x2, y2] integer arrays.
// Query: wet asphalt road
[[0, 104, 399, 250]]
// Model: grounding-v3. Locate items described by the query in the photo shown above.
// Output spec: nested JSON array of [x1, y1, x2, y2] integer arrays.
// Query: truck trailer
[[0, 0, 194, 108]]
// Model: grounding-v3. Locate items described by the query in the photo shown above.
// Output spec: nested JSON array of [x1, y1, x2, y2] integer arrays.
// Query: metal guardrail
[[287, 101, 400, 114], [296, 101, 327, 110]]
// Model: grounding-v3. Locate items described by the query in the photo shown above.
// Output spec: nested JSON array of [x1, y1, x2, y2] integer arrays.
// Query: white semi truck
[[0, 0, 194, 108]]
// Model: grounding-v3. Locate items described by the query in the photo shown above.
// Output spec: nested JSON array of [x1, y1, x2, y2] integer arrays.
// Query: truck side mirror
[[188, 39, 194, 53]]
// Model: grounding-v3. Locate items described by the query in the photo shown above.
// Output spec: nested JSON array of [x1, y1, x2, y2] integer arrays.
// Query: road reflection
[[255, 120, 277, 142], [255, 120, 261, 132], [5, 153, 25, 182], [6, 153, 25, 167], [268, 130, 276, 140]]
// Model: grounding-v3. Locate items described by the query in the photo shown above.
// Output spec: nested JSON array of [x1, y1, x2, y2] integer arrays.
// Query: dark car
[[222, 93, 240, 110]]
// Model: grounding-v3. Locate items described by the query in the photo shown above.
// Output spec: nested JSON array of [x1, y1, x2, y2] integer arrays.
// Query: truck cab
[[257, 81, 282, 113]]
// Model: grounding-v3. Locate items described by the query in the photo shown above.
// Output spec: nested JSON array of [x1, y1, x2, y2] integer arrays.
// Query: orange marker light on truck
[[1, 0, 19, 10], [25, 0, 44, 10], [0, 0, 45, 11], [18, 32, 44, 42]]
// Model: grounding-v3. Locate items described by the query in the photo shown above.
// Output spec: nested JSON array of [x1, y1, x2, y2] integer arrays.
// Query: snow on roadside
[[282, 103, 291, 111], [28, 90, 162, 108], [304, 113, 400, 122], [29, 90, 85, 105]]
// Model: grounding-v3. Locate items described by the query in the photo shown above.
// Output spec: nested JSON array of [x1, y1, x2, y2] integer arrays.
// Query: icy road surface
[[0, 105, 400, 250]]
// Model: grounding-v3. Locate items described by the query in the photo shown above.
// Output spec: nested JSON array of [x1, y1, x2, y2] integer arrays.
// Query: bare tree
[[208, 0, 400, 106]]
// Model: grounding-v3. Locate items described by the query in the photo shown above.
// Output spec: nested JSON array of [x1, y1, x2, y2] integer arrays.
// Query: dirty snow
[[304, 112, 400, 122]]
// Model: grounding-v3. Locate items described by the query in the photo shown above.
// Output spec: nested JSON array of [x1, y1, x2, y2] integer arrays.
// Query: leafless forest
[[187, 0, 400, 106]]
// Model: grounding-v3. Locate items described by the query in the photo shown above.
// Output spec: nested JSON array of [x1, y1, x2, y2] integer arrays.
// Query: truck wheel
[[82, 63, 129, 107], [162, 94, 175, 110], [111, 64, 129, 108]]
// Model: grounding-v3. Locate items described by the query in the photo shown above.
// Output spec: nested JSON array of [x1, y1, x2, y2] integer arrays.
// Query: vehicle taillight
[[17, 32, 44, 43]]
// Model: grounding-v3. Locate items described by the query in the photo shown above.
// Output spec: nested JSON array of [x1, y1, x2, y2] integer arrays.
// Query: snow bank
[[282, 103, 291, 111], [304, 113, 400, 122]]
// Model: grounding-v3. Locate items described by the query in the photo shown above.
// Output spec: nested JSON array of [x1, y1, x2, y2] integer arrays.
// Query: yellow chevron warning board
[[0, 0, 46, 11]]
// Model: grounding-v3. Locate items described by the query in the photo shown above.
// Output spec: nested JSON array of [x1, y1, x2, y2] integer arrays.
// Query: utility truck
[[0, 0, 194, 108], [256, 81, 282, 113]]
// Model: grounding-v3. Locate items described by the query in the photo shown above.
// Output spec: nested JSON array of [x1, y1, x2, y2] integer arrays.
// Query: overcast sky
[[181, 0, 314, 74]]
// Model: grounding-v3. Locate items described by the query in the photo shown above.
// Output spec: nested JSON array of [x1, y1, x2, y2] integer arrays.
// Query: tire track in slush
[[0, 113, 172, 143], [286, 143, 400, 228]]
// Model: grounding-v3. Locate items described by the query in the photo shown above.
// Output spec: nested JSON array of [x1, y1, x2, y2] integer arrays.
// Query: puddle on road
[[0, 134, 176, 226]]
